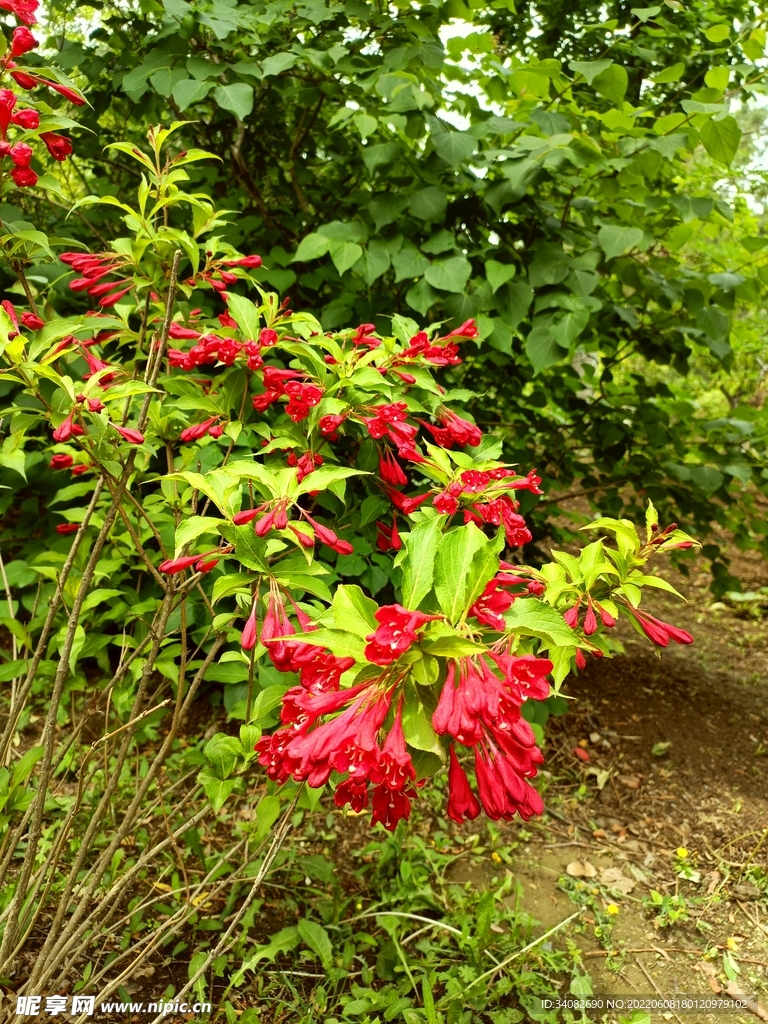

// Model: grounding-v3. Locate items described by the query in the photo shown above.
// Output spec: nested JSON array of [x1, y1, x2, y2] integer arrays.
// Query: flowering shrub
[[0, 3, 705, 1002], [1, 114, 699, 837]]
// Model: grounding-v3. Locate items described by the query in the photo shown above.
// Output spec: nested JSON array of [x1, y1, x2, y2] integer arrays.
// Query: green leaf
[[250, 684, 290, 723], [198, 768, 236, 812], [409, 186, 447, 222], [485, 259, 516, 293], [212, 83, 254, 120], [400, 517, 443, 609], [704, 24, 730, 42], [424, 635, 486, 656], [424, 256, 472, 294], [402, 699, 443, 755], [332, 585, 378, 636], [504, 598, 578, 647], [393, 246, 430, 283], [700, 115, 741, 166], [568, 59, 612, 84], [294, 465, 365, 497], [172, 77, 211, 109], [174, 516, 223, 557], [598, 225, 644, 261], [329, 239, 363, 275], [463, 528, 505, 612], [653, 62, 685, 83], [549, 308, 589, 348], [254, 793, 281, 840], [525, 323, 563, 375], [405, 278, 438, 316], [355, 244, 390, 285], [433, 523, 487, 624], [293, 233, 332, 262], [593, 64, 628, 102], [262, 52, 298, 76], [233, 927, 301, 981], [432, 131, 476, 166], [227, 293, 261, 340], [297, 919, 333, 970]]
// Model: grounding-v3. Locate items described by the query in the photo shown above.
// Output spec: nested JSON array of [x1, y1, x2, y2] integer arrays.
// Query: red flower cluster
[[231, 501, 353, 555], [364, 604, 440, 666], [433, 652, 551, 823], [1, 299, 43, 334], [626, 607, 693, 647], [257, 676, 418, 829], [421, 409, 482, 448], [362, 402, 421, 461], [184, 254, 262, 296], [179, 416, 224, 442], [60, 252, 133, 307], [286, 448, 323, 483], [252, 367, 324, 422]]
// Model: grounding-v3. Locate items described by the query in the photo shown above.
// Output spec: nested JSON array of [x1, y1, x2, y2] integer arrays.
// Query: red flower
[[11, 108, 39, 130], [0, 89, 15, 139], [319, 413, 345, 438], [0, 0, 39, 25], [378, 448, 407, 487], [259, 328, 278, 346], [179, 416, 219, 442], [423, 409, 482, 449], [599, 604, 616, 628], [364, 604, 440, 666], [583, 599, 598, 636], [372, 702, 415, 791], [40, 131, 73, 160], [474, 744, 543, 821], [446, 746, 481, 824], [99, 285, 133, 308], [52, 414, 85, 442], [371, 783, 416, 831], [563, 602, 580, 629], [626, 607, 693, 647], [469, 579, 514, 630], [159, 555, 198, 574], [301, 511, 354, 555], [21, 311, 44, 329], [9, 142, 33, 166], [442, 318, 478, 340], [113, 425, 144, 445], [241, 602, 259, 651], [10, 25, 37, 55], [56, 522, 79, 534], [334, 776, 369, 813], [50, 453, 73, 470]]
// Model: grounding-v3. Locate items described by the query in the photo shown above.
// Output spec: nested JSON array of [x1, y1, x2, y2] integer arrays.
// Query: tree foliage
[[4, 0, 764, 590]]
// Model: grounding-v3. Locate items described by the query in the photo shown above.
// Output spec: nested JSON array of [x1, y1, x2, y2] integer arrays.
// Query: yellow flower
[[726, 937, 739, 951], [676, 846, 689, 859], [606, 903, 620, 915], [491, 851, 502, 864]]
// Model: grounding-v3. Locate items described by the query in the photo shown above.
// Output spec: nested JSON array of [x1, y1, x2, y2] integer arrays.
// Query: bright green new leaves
[[433, 524, 502, 624], [399, 518, 443, 610]]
